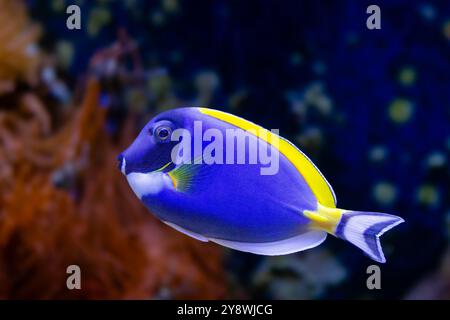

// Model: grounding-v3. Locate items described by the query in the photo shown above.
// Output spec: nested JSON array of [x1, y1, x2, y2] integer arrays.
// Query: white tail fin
[[335, 211, 404, 263]]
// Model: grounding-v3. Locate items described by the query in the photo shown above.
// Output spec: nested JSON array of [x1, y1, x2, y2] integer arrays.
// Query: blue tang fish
[[118, 107, 404, 263]]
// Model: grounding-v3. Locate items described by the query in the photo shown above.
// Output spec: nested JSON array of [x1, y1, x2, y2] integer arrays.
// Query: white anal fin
[[210, 231, 327, 256], [162, 221, 209, 242]]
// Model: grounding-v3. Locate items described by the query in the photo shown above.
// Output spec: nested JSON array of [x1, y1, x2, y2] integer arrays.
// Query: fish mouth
[[117, 154, 126, 175], [121, 157, 127, 175]]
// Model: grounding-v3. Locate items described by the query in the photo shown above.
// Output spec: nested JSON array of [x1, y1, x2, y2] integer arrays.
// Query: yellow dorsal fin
[[198, 107, 337, 208]]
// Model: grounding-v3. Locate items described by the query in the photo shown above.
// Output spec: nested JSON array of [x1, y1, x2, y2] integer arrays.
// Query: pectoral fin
[[168, 159, 213, 192]]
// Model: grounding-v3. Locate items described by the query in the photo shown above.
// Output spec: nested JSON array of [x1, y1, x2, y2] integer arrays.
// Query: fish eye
[[155, 125, 172, 141]]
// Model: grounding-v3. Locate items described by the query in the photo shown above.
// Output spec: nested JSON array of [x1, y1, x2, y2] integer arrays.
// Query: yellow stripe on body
[[198, 107, 336, 208]]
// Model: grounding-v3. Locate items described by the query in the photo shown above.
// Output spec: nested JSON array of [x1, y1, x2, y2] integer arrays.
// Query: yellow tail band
[[304, 203, 344, 234]]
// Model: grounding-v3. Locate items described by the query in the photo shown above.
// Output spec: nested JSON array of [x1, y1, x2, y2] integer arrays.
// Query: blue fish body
[[119, 107, 404, 262]]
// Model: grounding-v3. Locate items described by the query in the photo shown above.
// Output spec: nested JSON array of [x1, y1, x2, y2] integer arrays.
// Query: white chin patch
[[126, 171, 172, 199]]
